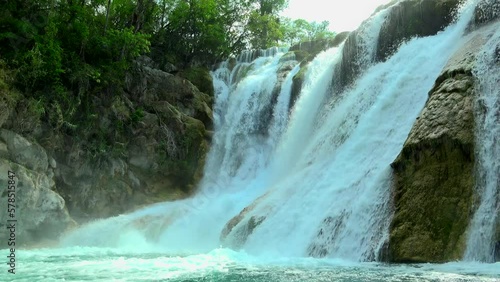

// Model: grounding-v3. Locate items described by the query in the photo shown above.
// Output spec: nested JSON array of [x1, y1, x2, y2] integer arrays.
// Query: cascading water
[[61, 49, 300, 254], [222, 2, 478, 261], [464, 27, 500, 262], [60, 0, 490, 264]]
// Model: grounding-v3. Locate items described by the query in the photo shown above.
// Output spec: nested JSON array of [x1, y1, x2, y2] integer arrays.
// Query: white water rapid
[[60, 0, 497, 263], [464, 26, 500, 263]]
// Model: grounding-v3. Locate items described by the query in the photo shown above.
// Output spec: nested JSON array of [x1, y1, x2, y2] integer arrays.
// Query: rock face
[[220, 192, 271, 249], [47, 59, 213, 222], [289, 33, 350, 107], [329, 0, 460, 94], [388, 28, 492, 263], [376, 0, 461, 61], [0, 130, 76, 245], [470, 0, 500, 28], [0, 56, 214, 239]]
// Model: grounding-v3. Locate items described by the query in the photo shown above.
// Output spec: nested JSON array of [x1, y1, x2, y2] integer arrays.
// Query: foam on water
[[2, 247, 500, 281]]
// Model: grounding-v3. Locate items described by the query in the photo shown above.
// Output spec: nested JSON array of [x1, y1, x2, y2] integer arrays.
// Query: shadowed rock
[[376, 0, 461, 62]]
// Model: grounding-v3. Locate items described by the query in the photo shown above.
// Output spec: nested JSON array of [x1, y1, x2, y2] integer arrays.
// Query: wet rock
[[289, 34, 350, 108], [376, 0, 461, 61], [388, 28, 492, 263], [469, 0, 500, 29], [0, 156, 75, 245], [221, 193, 270, 248], [0, 129, 48, 173]]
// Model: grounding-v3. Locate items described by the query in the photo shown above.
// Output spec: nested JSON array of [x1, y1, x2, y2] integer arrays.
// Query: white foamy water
[[1, 247, 499, 281], [223, 1, 479, 261], [465, 26, 500, 262]]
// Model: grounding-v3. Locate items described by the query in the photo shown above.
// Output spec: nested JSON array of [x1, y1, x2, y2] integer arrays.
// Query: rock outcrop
[[388, 25, 493, 263], [0, 56, 214, 240], [376, 0, 461, 61], [469, 0, 500, 28], [496, 216, 500, 261], [289, 32, 350, 107], [0, 130, 76, 245], [49, 59, 213, 221], [220, 192, 271, 249]]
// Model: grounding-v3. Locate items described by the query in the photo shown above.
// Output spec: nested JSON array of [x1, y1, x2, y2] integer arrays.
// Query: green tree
[[152, 0, 256, 66], [247, 0, 288, 49], [281, 19, 335, 46], [247, 12, 283, 49], [0, 0, 150, 132]]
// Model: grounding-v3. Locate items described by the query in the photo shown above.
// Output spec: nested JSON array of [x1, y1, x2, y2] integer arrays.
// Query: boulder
[[0, 155, 75, 245], [178, 67, 214, 97], [0, 129, 48, 173], [163, 62, 178, 74], [126, 60, 213, 130], [388, 29, 490, 263]]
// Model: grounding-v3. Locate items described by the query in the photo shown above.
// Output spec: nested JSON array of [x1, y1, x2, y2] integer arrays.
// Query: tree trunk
[[104, 0, 111, 34]]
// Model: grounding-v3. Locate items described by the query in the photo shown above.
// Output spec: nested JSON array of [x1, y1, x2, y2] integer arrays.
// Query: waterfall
[[464, 27, 500, 262], [61, 49, 300, 254], [222, 1, 475, 260], [60, 0, 487, 262]]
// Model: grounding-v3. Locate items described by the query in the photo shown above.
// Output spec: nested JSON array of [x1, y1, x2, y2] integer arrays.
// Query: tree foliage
[[1, 0, 150, 128], [281, 19, 336, 46], [0, 0, 336, 135]]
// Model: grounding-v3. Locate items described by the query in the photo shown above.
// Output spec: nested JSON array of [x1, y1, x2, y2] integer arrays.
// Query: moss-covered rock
[[388, 30, 491, 263], [290, 66, 308, 107], [0, 55, 214, 228], [289, 33, 349, 57], [390, 135, 474, 262], [178, 66, 215, 97]]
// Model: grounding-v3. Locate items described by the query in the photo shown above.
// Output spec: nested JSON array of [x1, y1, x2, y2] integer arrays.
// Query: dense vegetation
[[0, 0, 335, 154]]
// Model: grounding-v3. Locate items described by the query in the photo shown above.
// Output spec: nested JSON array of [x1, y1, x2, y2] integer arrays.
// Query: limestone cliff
[[388, 23, 497, 263], [0, 130, 76, 245]]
